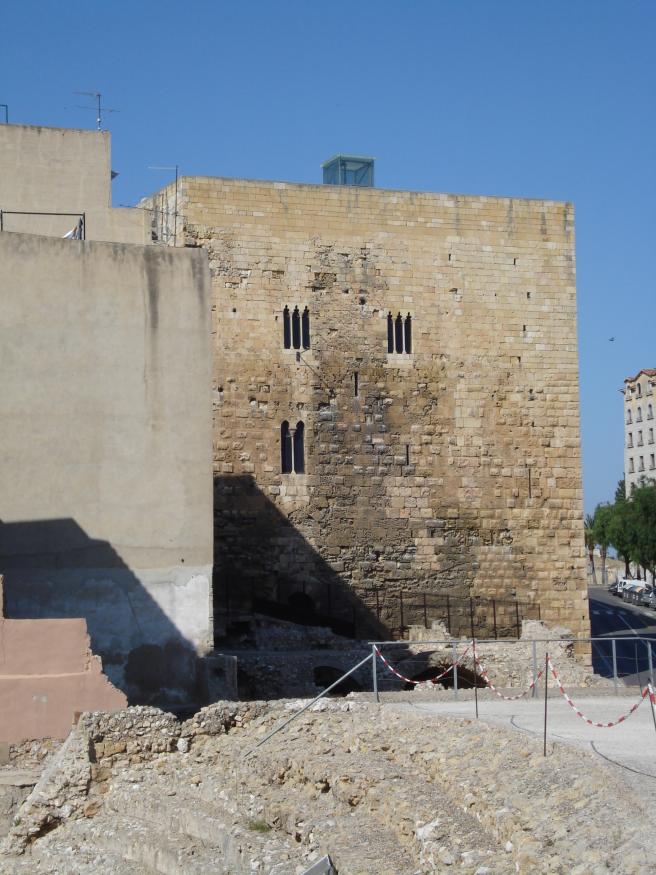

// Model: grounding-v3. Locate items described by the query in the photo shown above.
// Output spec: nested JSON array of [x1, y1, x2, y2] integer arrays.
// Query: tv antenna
[[148, 165, 179, 245], [73, 91, 118, 131]]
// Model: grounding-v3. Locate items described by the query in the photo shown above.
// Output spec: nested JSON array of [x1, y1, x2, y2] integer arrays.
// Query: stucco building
[[142, 172, 589, 639], [623, 368, 656, 495], [0, 124, 213, 706]]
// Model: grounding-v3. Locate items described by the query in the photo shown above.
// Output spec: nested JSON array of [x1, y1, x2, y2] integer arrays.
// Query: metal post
[[452, 641, 458, 701], [612, 638, 619, 694], [543, 652, 549, 757], [492, 599, 498, 640], [515, 602, 521, 638], [648, 640, 654, 689], [372, 644, 379, 703], [244, 652, 374, 758], [470, 599, 478, 719], [423, 592, 428, 629], [173, 164, 179, 246], [532, 639, 539, 699], [649, 684, 656, 739]]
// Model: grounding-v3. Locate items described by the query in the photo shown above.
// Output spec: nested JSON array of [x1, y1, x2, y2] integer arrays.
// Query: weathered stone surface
[[1, 698, 653, 873], [143, 177, 589, 641]]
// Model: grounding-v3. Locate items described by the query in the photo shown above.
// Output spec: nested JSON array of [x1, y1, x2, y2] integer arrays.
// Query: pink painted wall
[[0, 614, 127, 743]]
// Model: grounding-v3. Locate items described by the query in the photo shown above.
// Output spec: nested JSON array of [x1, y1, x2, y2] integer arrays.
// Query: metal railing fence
[[220, 574, 540, 642]]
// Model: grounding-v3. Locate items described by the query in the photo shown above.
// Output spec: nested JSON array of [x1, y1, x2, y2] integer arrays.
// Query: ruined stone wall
[[152, 177, 588, 638]]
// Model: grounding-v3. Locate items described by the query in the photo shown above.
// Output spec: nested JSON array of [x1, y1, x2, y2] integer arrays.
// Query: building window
[[281, 421, 293, 473], [639, 456, 645, 472], [627, 409, 632, 425], [301, 307, 310, 349], [637, 407, 643, 423], [293, 421, 305, 473], [388, 312, 412, 354], [283, 307, 291, 349], [651, 454, 655, 471], [627, 433, 633, 448], [629, 458, 635, 473], [649, 428, 654, 444], [637, 383, 643, 397], [283, 306, 310, 350], [638, 431, 643, 446], [281, 420, 305, 474], [648, 404, 654, 420]]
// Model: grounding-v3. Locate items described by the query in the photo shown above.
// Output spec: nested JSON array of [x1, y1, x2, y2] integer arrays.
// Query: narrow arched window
[[404, 314, 412, 354], [637, 407, 643, 423], [292, 306, 301, 350], [387, 313, 394, 353], [394, 313, 403, 353], [627, 409, 633, 424], [293, 421, 305, 473], [281, 421, 292, 473], [301, 307, 310, 349], [648, 404, 653, 420], [283, 306, 291, 349]]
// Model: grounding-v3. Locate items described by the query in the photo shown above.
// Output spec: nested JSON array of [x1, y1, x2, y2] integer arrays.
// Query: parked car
[[608, 581, 620, 596], [639, 586, 654, 607], [623, 583, 645, 604], [616, 578, 636, 598]]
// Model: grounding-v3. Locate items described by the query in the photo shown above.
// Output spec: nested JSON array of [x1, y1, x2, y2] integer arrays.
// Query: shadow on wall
[[213, 474, 387, 640], [0, 518, 203, 707]]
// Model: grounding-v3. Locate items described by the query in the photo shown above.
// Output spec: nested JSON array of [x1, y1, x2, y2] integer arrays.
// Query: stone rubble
[[0, 697, 652, 874]]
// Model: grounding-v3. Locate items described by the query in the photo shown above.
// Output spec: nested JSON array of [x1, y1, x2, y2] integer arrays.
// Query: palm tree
[[584, 513, 598, 586]]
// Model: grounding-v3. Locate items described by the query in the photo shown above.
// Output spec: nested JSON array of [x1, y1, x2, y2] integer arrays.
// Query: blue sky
[[2, 1, 654, 513]]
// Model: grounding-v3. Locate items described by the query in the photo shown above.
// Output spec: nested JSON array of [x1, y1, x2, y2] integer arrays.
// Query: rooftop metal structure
[[322, 154, 375, 187]]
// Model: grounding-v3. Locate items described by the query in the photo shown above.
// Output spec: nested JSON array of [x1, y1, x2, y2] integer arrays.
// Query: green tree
[[628, 484, 656, 582], [607, 499, 634, 578], [592, 503, 614, 587], [584, 513, 598, 586]]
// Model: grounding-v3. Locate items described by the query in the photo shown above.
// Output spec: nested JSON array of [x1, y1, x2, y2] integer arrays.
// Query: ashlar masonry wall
[[145, 177, 589, 638]]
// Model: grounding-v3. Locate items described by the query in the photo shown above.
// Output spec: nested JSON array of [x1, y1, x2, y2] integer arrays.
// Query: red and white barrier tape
[[374, 644, 471, 687], [547, 657, 652, 727], [474, 655, 543, 701]]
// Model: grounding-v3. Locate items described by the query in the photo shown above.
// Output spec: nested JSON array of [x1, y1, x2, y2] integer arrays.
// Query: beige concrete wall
[[143, 176, 589, 639], [0, 231, 213, 703], [0, 615, 126, 743], [0, 124, 148, 244]]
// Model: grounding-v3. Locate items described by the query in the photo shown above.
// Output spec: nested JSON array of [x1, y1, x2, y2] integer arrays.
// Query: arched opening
[[292, 306, 301, 349], [293, 420, 305, 473], [280, 420, 292, 473], [394, 313, 403, 353], [283, 306, 291, 349], [387, 312, 394, 353], [313, 665, 362, 697], [404, 313, 412, 354], [301, 306, 310, 349], [403, 664, 483, 691], [288, 591, 315, 614], [649, 404, 653, 420], [637, 407, 643, 422]]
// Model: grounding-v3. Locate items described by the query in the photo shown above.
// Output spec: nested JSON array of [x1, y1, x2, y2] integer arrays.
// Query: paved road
[[588, 586, 656, 684], [389, 691, 656, 804]]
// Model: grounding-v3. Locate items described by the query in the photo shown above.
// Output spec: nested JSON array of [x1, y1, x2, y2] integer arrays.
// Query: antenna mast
[[73, 91, 118, 130]]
